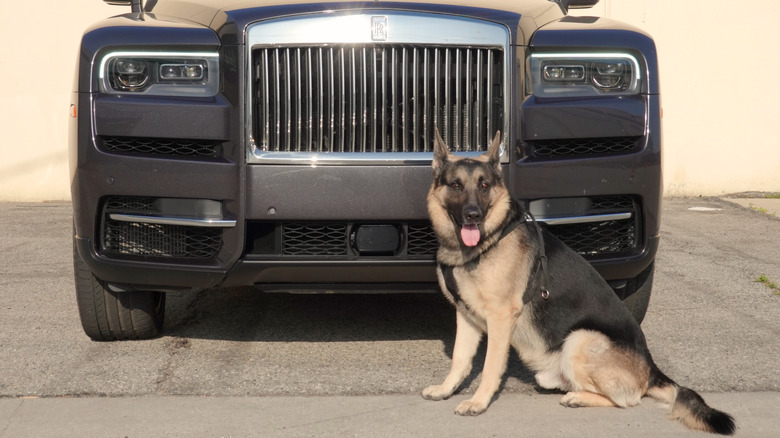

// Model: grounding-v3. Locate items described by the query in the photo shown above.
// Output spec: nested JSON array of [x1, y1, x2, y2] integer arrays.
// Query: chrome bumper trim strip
[[537, 212, 633, 226], [109, 214, 237, 228]]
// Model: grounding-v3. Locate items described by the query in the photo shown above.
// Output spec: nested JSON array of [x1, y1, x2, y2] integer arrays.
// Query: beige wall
[[1, 0, 778, 201], [1, 1, 116, 201]]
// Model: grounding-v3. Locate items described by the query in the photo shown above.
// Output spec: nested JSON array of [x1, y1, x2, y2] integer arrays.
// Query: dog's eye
[[480, 181, 490, 190], [449, 181, 462, 190]]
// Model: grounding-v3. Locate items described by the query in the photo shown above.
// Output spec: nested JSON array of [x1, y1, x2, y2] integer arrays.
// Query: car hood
[[146, 0, 567, 45]]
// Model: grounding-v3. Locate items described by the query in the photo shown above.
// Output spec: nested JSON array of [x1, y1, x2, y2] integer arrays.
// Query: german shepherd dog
[[423, 130, 735, 435]]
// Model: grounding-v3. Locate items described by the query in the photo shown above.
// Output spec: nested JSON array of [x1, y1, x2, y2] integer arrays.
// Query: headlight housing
[[529, 53, 641, 98], [99, 51, 219, 96]]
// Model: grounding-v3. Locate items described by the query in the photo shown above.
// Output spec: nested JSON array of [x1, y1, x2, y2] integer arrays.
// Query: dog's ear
[[432, 127, 450, 177], [486, 130, 502, 169]]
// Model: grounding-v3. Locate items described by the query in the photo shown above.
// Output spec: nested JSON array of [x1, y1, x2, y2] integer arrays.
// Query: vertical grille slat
[[349, 48, 357, 151], [334, 47, 347, 152], [412, 48, 419, 152], [317, 47, 325, 152], [253, 44, 503, 154], [476, 49, 483, 147], [274, 49, 282, 149], [361, 48, 368, 152], [465, 49, 471, 150], [327, 48, 335, 152], [306, 48, 313, 149], [261, 50, 270, 150], [284, 49, 292, 151], [381, 47, 388, 152], [401, 47, 414, 149], [444, 48, 451, 146], [423, 48, 431, 152], [455, 49, 461, 150], [391, 47, 398, 152], [487, 49, 494, 147], [372, 48, 379, 151]]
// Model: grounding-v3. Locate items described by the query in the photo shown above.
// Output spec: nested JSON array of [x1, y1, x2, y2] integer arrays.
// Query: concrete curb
[[723, 197, 780, 217], [1, 392, 777, 437]]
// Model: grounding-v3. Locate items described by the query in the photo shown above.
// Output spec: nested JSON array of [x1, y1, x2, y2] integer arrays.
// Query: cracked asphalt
[[0, 198, 778, 436]]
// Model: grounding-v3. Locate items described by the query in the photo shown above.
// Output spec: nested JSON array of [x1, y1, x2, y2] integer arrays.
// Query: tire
[[73, 237, 165, 341], [617, 262, 655, 324]]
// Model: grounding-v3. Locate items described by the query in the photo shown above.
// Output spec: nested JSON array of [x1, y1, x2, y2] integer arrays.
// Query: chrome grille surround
[[246, 12, 510, 165]]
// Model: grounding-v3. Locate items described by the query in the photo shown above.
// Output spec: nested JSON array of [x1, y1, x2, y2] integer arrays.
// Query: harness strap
[[525, 211, 550, 300], [523, 211, 551, 303]]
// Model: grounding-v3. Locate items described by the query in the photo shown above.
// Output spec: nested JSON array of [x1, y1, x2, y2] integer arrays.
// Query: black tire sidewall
[[73, 236, 165, 341]]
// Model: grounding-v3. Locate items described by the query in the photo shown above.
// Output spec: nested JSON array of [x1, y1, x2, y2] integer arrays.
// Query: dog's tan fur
[[423, 130, 735, 434]]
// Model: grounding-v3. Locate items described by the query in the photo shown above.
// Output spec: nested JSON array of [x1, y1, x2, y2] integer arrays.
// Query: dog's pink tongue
[[461, 224, 481, 247]]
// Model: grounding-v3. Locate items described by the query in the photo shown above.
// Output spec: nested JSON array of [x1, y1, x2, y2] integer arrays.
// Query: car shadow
[[162, 287, 536, 386], [163, 287, 454, 343]]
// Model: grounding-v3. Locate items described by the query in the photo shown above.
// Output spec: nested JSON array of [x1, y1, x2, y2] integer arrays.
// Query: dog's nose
[[464, 207, 482, 223]]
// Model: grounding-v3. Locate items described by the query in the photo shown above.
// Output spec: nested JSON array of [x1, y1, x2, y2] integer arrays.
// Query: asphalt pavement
[[1, 196, 778, 437]]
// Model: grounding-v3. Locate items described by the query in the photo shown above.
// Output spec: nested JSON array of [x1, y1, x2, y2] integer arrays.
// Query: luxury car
[[70, 0, 661, 340]]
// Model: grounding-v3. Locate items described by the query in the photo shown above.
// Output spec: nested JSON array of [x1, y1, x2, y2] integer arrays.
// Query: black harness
[[524, 211, 550, 302], [439, 206, 550, 307]]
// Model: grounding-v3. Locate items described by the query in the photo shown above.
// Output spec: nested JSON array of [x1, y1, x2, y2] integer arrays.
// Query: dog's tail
[[647, 369, 735, 435]]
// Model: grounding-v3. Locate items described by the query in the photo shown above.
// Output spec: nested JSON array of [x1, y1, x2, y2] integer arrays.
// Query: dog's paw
[[421, 385, 453, 401], [560, 391, 618, 408], [454, 399, 488, 416], [560, 392, 585, 408]]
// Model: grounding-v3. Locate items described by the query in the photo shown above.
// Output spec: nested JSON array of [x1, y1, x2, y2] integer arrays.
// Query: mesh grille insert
[[407, 223, 438, 256], [104, 196, 156, 213], [102, 219, 222, 259], [530, 136, 641, 159], [100, 196, 223, 260], [591, 195, 635, 211], [101, 136, 220, 158], [549, 219, 636, 256], [250, 222, 438, 258], [282, 224, 348, 256]]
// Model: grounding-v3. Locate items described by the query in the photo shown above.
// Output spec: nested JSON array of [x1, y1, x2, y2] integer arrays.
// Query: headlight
[[529, 53, 640, 97], [99, 51, 219, 96]]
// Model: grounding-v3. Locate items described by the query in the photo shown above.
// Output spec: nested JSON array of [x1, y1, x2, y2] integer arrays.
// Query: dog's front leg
[[422, 310, 483, 401], [454, 309, 515, 416]]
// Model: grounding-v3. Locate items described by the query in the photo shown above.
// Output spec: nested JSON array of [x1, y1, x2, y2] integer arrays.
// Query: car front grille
[[407, 223, 439, 256], [100, 136, 220, 158], [245, 222, 437, 258], [529, 136, 642, 159], [546, 195, 639, 257], [102, 220, 222, 259], [591, 195, 636, 211], [100, 196, 223, 260], [282, 223, 348, 256], [251, 45, 504, 154], [550, 219, 636, 256]]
